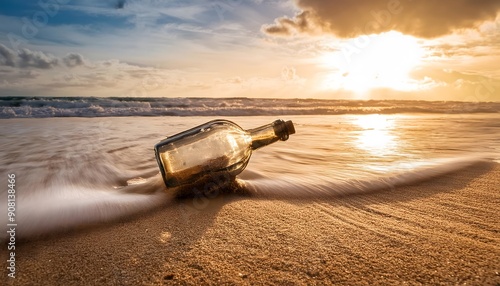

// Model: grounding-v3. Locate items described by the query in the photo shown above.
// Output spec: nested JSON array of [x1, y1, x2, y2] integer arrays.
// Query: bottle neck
[[247, 120, 292, 150]]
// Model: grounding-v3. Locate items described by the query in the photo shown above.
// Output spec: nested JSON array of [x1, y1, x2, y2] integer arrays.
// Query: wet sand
[[2, 162, 499, 285]]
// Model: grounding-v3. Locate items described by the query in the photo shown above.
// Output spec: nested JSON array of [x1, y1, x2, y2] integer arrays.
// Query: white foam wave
[[0, 156, 489, 239], [1, 175, 170, 239], [241, 156, 487, 198], [1, 97, 499, 118]]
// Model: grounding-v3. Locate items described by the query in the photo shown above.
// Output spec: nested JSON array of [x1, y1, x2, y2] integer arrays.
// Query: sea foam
[[1, 97, 499, 118], [0, 156, 487, 239]]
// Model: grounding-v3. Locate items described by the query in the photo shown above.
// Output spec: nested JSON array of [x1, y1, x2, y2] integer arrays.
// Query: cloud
[[0, 44, 312, 98], [0, 69, 41, 85], [63, 53, 86, 67], [115, 0, 126, 9], [0, 44, 60, 69], [263, 0, 500, 38], [0, 44, 16, 67], [281, 66, 299, 81], [0, 48, 87, 70], [18, 49, 59, 69]]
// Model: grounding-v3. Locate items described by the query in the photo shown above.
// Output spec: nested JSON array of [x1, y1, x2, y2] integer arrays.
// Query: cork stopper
[[285, 120, 295, 135], [272, 119, 296, 141]]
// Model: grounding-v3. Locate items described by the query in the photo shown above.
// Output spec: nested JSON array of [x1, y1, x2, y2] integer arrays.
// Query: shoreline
[[2, 162, 499, 285]]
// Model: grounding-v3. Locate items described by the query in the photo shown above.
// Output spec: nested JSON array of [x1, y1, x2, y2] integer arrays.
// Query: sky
[[0, 0, 499, 101]]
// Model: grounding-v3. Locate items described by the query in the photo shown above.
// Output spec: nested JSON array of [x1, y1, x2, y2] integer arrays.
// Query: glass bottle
[[154, 119, 295, 188]]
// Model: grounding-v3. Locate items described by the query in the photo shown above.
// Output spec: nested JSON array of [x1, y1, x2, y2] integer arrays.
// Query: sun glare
[[353, 114, 398, 157], [320, 31, 424, 95]]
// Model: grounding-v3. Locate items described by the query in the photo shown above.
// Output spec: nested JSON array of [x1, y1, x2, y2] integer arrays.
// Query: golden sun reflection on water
[[353, 114, 399, 157]]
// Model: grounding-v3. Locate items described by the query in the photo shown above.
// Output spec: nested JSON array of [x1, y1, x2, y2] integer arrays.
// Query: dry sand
[[2, 162, 499, 285]]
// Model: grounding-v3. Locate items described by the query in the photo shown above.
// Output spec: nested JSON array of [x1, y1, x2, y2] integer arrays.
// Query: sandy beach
[[1, 161, 498, 285]]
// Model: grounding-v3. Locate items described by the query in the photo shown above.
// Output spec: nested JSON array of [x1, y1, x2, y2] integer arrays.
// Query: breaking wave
[[1, 96, 499, 118]]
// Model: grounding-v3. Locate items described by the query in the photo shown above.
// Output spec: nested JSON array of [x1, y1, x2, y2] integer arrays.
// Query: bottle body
[[154, 119, 295, 188]]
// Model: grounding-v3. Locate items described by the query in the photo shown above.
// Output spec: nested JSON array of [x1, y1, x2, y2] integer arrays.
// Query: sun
[[320, 31, 424, 95]]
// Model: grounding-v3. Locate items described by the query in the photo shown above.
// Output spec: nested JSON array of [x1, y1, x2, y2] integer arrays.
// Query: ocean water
[[1, 96, 500, 118], [0, 98, 499, 238]]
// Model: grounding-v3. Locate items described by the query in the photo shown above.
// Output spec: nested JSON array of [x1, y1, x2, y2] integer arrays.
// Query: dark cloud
[[3, 50, 86, 70], [18, 49, 59, 69], [63, 53, 86, 67], [115, 0, 126, 9], [263, 0, 500, 38], [0, 44, 17, 67]]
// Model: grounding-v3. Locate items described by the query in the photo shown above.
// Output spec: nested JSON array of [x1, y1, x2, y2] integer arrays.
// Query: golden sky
[[1, 0, 499, 101]]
